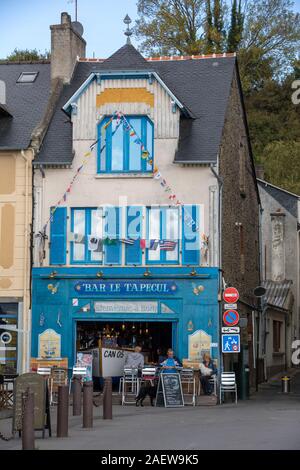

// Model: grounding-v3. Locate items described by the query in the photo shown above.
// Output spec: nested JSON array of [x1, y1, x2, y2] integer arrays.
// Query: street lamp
[[253, 286, 267, 392]]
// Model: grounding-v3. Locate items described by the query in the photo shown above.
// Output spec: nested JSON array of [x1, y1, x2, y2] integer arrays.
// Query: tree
[[212, 0, 226, 52], [260, 141, 300, 194], [5, 48, 50, 61], [135, 0, 207, 56], [227, 0, 244, 52], [204, 0, 214, 53]]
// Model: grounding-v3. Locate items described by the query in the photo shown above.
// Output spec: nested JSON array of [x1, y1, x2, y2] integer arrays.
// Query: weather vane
[[124, 14, 133, 45]]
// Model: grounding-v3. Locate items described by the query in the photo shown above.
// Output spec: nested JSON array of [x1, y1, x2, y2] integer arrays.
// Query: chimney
[[255, 164, 265, 180], [50, 12, 86, 84], [271, 210, 286, 281]]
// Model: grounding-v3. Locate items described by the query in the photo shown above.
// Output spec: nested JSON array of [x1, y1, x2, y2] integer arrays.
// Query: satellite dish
[[71, 21, 84, 37], [253, 286, 266, 297]]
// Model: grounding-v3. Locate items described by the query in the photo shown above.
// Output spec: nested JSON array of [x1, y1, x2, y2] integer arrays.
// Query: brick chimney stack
[[50, 12, 86, 84]]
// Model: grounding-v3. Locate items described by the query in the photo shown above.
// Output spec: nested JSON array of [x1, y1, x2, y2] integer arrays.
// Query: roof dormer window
[[17, 72, 39, 83]]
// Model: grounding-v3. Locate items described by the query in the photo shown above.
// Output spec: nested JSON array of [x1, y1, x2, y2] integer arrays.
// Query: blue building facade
[[31, 267, 220, 368]]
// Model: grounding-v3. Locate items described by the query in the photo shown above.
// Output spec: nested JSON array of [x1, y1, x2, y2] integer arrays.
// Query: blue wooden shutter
[[182, 205, 199, 265], [50, 207, 67, 265], [104, 206, 121, 265], [126, 206, 142, 265]]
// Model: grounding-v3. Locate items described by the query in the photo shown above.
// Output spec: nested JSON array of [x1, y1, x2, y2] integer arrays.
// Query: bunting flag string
[[42, 110, 202, 241]]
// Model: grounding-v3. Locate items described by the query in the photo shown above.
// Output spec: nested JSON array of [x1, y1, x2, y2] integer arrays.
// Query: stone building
[[258, 178, 300, 378], [28, 12, 260, 392]]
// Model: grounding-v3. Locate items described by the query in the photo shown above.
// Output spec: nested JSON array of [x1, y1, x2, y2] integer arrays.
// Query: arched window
[[97, 115, 154, 174]]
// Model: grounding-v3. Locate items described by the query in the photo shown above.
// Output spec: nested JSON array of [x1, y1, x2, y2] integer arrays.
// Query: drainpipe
[[210, 162, 224, 373], [21, 148, 34, 373]]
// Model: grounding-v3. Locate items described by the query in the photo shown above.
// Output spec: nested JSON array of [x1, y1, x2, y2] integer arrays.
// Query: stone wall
[[219, 69, 260, 385]]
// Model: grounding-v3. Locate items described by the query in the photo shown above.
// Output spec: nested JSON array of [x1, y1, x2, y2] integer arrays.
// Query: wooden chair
[[0, 374, 14, 409], [50, 368, 68, 405], [180, 368, 196, 406]]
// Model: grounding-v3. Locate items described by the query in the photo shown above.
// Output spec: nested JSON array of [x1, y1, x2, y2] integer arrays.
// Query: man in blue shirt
[[160, 349, 180, 373]]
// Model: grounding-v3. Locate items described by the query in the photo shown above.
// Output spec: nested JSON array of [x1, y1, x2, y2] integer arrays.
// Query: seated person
[[199, 353, 217, 395], [160, 348, 180, 373], [124, 345, 144, 370]]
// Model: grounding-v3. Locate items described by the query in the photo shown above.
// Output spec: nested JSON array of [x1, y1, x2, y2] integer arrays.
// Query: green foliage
[[260, 141, 300, 194], [227, 0, 244, 52], [135, 0, 300, 192], [135, 0, 206, 56], [245, 70, 300, 193], [5, 48, 50, 61]]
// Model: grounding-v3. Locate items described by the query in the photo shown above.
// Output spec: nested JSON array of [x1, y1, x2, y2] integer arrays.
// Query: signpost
[[223, 287, 239, 304], [222, 334, 240, 353], [155, 373, 184, 408], [223, 310, 240, 327]]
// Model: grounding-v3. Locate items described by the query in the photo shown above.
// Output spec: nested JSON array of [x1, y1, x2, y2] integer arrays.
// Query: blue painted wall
[[31, 267, 220, 371]]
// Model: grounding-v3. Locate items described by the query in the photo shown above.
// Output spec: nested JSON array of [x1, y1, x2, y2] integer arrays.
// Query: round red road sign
[[223, 310, 240, 327], [223, 287, 239, 304]]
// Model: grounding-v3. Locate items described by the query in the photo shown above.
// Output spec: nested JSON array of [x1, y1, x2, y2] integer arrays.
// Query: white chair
[[120, 368, 139, 405], [219, 372, 237, 404], [69, 366, 87, 394], [140, 367, 157, 387], [37, 367, 52, 377], [198, 373, 217, 396], [180, 368, 196, 406]]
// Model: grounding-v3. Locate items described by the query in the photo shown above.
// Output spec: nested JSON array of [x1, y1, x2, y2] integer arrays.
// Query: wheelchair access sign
[[222, 334, 240, 353]]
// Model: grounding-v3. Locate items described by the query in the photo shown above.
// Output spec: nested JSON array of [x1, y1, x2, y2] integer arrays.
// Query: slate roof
[[35, 44, 236, 166], [257, 179, 299, 219], [262, 280, 293, 311], [0, 62, 51, 150]]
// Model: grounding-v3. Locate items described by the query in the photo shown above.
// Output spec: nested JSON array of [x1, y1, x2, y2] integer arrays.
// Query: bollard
[[22, 388, 35, 450], [103, 377, 112, 420], [281, 376, 291, 393], [57, 385, 69, 437], [83, 381, 93, 428], [73, 377, 82, 416]]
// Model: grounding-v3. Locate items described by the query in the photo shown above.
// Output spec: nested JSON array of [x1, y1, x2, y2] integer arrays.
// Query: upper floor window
[[147, 207, 179, 264], [71, 208, 103, 264], [97, 115, 154, 174]]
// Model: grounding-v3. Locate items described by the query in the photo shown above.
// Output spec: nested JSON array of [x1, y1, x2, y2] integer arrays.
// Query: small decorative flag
[[159, 240, 177, 251], [103, 237, 118, 246], [140, 239, 146, 249], [120, 238, 135, 245], [141, 150, 149, 159], [147, 239, 159, 250]]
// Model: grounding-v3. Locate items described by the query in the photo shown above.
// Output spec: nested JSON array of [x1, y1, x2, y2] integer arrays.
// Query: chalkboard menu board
[[13, 373, 46, 433], [155, 373, 184, 408]]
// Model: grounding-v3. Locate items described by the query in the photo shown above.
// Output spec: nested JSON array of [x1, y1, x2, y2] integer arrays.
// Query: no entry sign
[[223, 310, 240, 327], [223, 287, 239, 304]]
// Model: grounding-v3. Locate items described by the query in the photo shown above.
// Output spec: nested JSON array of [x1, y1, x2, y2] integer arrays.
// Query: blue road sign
[[222, 334, 240, 353]]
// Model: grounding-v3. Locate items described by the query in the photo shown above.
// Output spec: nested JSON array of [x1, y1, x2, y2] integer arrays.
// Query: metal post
[[83, 381, 93, 428], [22, 389, 35, 450], [73, 377, 82, 416], [57, 385, 69, 437], [103, 377, 112, 420], [256, 299, 261, 392]]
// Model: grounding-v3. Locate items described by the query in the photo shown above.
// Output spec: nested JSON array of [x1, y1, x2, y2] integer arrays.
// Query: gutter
[[20, 148, 34, 373], [210, 161, 224, 374]]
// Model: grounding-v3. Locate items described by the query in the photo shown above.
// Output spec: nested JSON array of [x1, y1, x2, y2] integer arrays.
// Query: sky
[[0, 0, 300, 59]]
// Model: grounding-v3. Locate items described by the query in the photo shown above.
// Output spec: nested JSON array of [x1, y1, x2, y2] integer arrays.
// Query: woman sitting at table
[[160, 349, 180, 373], [199, 353, 217, 395]]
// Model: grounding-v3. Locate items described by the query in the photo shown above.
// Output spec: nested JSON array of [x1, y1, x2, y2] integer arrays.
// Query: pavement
[[1, 369, 300, 450]]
